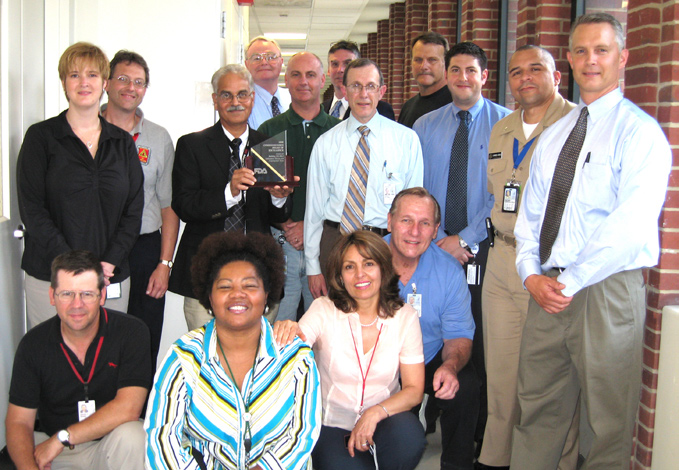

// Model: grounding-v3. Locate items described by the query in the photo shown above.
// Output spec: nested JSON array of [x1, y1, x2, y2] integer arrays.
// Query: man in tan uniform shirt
[[477, 45, 578, 470]]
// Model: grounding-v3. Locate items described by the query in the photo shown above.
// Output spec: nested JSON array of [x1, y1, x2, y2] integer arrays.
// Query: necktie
[[444, 110, 471, 236], [539, 107, 589, 264], [340, 126, 371, 234], [224, 137, 245, 232], [331, 101, 342, 118], [271, 96, 281, 117]]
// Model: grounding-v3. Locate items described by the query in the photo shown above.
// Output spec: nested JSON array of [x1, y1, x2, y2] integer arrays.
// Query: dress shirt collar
[[55, 109, 115, 144], [254, 82, 281, 105], [345, 111, 383, 137], [221, 124, 250, 145], [581, 87, 623, 124], [450, 96, 485, 124], [330, 96, 348, 112]]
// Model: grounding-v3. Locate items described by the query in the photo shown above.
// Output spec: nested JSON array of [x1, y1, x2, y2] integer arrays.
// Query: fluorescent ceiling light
[[264, 33, 307, 40]]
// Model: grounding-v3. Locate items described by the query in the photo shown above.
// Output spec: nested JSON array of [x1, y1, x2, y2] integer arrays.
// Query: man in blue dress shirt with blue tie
[[512, 13, 671, 470], [414, 42, 510, 446]]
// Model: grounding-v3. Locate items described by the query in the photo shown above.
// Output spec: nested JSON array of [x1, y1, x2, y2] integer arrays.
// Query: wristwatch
[[57, 429, 74, 449], [459, 238, 468, 249], [159, 259, 174, 269]]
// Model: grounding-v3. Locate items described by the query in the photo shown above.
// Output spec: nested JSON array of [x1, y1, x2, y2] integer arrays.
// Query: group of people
[[5, 10, 671, 470]]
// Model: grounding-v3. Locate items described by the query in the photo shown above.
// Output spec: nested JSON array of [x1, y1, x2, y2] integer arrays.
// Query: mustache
[[227, 105, 246, 112]]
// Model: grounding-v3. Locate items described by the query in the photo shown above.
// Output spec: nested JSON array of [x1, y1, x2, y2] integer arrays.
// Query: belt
[[324, 220, 389, 237], [493, 229, 516, 248]]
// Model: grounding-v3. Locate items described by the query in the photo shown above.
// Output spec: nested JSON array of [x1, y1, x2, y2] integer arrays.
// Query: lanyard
[[217, 334, 260, 467], [349, 318, 383, 414], [512, 137, 537, 169], [59, 308, 107, 401]]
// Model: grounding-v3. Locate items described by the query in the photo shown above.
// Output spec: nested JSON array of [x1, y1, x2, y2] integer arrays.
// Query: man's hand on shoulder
[[308, 274, 327, 299], [436, 235, 473, 265], [34, 434, 63, 470], [432, 362, 460, 400], [524, 274, 572, 314]]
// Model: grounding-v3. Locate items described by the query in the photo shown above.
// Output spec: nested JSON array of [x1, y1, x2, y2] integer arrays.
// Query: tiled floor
[[415, 427, 443, 470]]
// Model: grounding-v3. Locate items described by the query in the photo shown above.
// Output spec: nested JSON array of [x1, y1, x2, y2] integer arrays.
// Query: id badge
[[78, 400, 96, 421], [502, 183, 520, 213], [466, 262, 481, 285], [106, 283, 122, 299], [383, 182, 396, 205], [407, 294, 422, 317]]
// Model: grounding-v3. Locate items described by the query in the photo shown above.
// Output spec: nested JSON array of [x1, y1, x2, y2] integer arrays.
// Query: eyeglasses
[[54, 290, 101, 304], [114, 75, 147, 89], [247, 53, 281, 63], [218, 91, 254, 103], [346, 83, 381, 94]]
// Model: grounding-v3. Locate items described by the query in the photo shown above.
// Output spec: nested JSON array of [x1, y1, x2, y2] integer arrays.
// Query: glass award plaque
[[244, 131, 298, 187]]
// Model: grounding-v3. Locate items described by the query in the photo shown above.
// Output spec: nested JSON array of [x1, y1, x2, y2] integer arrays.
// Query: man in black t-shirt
[[398, 32, 453, 128], [5, 250, 151, 470]]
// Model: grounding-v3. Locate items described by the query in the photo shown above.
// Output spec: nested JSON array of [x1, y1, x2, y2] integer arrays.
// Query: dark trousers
[[312, 412, 426, 470], [465, 238, 489, 441], [319, 221, 342, 280], [127, 231, 165, 370], [418, 348, 480, 470]]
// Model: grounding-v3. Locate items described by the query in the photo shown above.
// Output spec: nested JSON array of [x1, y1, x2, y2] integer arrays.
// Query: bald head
[[285, 51, 326, 109]]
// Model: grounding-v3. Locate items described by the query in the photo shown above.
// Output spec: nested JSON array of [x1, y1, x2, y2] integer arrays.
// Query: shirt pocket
[[487, 157, 509, 193], [574, 159, 616, 213]]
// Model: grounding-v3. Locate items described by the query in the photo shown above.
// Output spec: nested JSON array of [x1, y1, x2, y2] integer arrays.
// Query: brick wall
[[404, 0, 430, 100], [625, 2, 679, 468], [377, 19, 391, 91], [458, 0, 501, 101], [389, 3, 407, 115]]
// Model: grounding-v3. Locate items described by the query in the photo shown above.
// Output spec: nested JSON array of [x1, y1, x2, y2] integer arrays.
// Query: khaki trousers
[[480, 242, 579, 467], [34, 420, 144, 470], [511, 269, 645, 470]]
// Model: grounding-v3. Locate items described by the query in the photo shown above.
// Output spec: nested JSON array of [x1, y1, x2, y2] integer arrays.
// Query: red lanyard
[[349, 317, 383, 412], [60, 308, 107, 401]]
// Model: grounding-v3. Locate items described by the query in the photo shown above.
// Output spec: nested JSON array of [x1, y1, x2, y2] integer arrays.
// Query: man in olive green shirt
[[259, 52, 341, 321]]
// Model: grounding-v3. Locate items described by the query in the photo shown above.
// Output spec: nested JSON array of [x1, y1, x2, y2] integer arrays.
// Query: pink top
[[299, 296, 424, 430]]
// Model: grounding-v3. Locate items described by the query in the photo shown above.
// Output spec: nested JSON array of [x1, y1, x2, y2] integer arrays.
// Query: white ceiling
[[248, 0, 394, 84]]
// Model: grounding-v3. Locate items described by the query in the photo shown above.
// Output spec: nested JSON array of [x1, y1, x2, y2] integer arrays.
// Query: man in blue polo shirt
[[387, 187, 478, 470]]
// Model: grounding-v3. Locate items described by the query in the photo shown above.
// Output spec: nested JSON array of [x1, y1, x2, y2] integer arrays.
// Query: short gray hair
[[246, 36, 282, 57], [512, 45, 557, 73], [570, 13, 625, 51], [211, 64, 253, 94]]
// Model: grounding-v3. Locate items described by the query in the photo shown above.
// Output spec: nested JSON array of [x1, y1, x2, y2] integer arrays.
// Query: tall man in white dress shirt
[[511, 13, 671, 470], [305, 59, 423, 299], [245, 36, 291, 130]]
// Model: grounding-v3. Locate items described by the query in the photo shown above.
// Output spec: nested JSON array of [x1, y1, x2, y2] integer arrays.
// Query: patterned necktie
[[444, 110, 471, 235], [224, 137, 245, 232], [331, 101, 342, 118], [340, 126, 371, 234], [539, 107, 589, 264], [271, 96, 281, 117]]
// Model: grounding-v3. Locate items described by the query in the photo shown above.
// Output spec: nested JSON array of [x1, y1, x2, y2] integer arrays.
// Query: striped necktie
[[539, 106, 589, 264], [340, 126, 371, 234]]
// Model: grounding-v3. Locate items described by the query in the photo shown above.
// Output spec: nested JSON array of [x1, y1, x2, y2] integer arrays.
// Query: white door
[[0, 0, 49, 447]]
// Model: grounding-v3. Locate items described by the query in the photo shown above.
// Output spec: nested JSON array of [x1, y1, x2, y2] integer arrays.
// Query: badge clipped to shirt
[[106, 283, 122, 299], [78, 400, 96, 421], [407, 294, 422, 317], [502, 182, 520, 213], [466, 244, 481, 286], [383, 182, 396, 205]]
